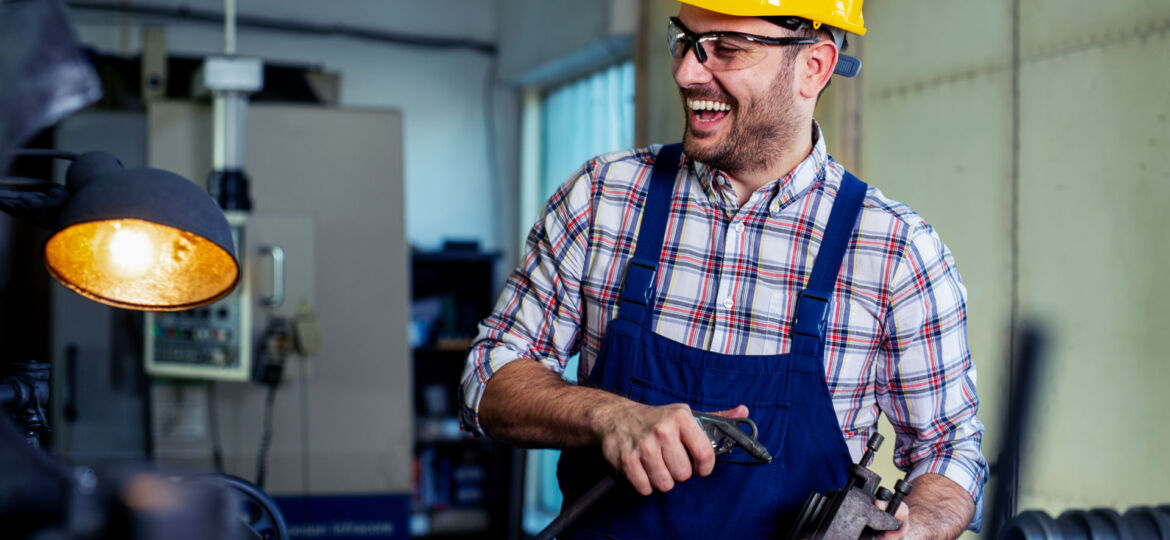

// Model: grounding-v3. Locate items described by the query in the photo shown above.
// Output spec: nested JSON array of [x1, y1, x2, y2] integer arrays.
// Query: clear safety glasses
[[667, 17, 820, 71]]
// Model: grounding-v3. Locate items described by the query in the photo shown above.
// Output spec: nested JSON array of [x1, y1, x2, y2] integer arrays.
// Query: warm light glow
[[107, 222, 157, 278], [44, 218, 239, 311]]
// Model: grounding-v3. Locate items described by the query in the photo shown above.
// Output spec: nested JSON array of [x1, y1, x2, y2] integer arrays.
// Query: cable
[[482, 54, 503, 266], [1007, 0, 1022, 525], [534, 474, 619, 540], [254, 384, 278, 489], [299, 356, 310, 494], [207, 381, 224, 473], [66, 1, 496, 55]]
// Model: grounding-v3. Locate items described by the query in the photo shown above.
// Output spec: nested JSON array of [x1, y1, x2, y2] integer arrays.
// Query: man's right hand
[[591, 401, 749, 495], [478, 360, 748, 495]]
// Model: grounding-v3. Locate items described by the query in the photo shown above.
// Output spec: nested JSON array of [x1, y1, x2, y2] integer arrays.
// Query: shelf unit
[[410, 248, 523, 539]]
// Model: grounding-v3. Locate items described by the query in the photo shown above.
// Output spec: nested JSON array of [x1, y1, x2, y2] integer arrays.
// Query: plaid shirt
[[460, 128, 987, 518]]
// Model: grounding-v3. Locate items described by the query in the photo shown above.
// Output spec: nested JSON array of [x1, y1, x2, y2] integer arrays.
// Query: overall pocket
[[627, 378, 792, 465]]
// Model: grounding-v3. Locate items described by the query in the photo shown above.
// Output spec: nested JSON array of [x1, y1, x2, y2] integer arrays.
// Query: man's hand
[[591, 401, 749, 495], [876, 473, 974, 540]]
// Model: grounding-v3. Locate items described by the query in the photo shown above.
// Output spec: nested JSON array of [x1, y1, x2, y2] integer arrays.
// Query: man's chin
[[683, 130, 721, 159]]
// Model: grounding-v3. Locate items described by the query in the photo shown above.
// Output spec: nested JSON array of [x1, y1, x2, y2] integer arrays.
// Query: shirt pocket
[[758, 289, 794, 354]]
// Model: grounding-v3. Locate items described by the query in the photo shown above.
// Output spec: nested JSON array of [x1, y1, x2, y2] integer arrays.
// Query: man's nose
[[672, 45, 713, 87]]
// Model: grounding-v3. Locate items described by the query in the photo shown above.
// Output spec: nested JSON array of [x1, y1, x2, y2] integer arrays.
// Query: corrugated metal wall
[[857, 0, 1170, 530], [640, 0, 1170, 534]]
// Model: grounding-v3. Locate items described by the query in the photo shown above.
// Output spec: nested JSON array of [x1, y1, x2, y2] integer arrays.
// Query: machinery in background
[[144, 214, 250, 381], [144, 213, 314, 383], [143, 0, 271, 383]]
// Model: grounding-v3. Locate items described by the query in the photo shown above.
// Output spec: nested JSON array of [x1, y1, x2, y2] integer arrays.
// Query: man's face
[[671, 6, 803, 174]]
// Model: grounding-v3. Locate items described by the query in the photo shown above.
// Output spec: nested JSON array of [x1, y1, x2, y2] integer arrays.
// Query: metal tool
[[694, 412, 773, 463], [786, 433, 910, 540], [533, 412, 772, 540]]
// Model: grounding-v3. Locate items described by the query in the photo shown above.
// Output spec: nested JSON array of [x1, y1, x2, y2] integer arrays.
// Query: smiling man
[[461, 1, 987, 538]]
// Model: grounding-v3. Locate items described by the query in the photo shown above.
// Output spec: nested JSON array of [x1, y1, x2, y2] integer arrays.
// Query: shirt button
[[734, 222, 745, 233], [722, 297, 734, 309], [770, 201, 781, 213]]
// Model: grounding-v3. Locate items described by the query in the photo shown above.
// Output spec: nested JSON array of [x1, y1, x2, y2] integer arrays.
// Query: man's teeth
[[687, 99, 731, 112]]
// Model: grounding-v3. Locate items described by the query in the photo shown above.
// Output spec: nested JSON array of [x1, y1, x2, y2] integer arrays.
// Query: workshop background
[[2, 0, 1167, 538]]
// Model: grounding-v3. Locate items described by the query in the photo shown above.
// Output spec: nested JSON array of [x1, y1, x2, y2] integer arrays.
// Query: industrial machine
[[144, 213, 314, 382]]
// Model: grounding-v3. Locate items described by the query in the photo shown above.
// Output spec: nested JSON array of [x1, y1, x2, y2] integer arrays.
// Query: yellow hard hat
[[674, 0, 866, 36]]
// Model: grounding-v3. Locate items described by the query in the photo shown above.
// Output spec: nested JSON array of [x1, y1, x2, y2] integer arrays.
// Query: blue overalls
[[557, 144, 870, 539]]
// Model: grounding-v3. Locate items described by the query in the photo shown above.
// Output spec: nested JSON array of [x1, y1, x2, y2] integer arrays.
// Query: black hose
[[254, 384, 278, 489], [533, 473, 619, 540]]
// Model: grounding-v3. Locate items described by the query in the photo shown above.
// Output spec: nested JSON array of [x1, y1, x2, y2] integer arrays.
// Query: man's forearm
[[478, 359, 630, 447], [903, 473, 975, 539]]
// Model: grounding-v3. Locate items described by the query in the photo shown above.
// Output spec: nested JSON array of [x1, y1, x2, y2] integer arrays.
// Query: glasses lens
[[699, 34, 767, 70], [666, 19, 690, 58]]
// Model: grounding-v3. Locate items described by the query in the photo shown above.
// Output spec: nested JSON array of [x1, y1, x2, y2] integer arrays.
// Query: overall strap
[[618, 143, 683, 325], [790, 170, 868, 358]]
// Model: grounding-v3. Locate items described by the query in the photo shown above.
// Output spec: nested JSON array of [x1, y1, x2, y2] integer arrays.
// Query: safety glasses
[[667, 17, 820, 71]]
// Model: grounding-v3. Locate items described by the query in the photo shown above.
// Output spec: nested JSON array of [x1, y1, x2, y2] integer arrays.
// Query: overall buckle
[[793, 290, 830, 341], [620, 258, 657, 307]]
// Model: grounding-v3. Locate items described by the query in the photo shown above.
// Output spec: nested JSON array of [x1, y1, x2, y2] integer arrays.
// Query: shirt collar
[[685, 121, 831, 213]]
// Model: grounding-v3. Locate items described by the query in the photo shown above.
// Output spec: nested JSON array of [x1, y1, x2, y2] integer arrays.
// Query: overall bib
[[557, 144, 869, 539]]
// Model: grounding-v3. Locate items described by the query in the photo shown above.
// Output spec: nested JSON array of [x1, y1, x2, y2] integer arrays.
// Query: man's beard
[[681, 66, 800, 176]]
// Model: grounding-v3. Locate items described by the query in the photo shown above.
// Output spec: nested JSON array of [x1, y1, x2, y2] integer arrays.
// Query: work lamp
[[2, 149, 240, 311]]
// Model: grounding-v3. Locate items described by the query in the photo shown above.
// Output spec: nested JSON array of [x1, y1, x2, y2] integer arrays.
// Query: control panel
[[145, 214, 252, 381]]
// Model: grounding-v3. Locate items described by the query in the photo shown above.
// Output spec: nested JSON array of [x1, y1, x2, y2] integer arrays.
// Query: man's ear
[[798, 40, 838, 98]]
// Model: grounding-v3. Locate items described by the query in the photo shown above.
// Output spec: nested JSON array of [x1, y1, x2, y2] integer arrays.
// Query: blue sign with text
[[274, 493, 410, 540]]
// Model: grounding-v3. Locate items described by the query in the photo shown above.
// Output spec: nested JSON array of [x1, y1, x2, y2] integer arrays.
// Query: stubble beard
[[681, 66, 801, 177]]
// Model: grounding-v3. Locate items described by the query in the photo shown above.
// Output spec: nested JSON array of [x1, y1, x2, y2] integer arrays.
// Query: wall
[[861, 0, 1170, 523], [497, 0, 638, 86], [67, 0, 511, 255], [1013, 0, 1170, 513], [637, 0, 1170, 534], [636, 0, 685, 147]]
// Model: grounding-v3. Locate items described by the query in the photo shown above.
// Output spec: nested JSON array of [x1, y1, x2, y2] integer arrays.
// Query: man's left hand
[[875, 473, 974, 539]]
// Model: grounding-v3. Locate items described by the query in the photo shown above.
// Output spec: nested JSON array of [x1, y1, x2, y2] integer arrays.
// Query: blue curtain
[[540, 61, 635, 200], [523, 60, 634, 535]]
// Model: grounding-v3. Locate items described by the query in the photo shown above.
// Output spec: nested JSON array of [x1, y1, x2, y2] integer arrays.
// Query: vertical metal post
[[224, 0, 236, 55]]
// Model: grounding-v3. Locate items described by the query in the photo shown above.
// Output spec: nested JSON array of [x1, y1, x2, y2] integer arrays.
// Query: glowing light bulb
[[108, 223, 156, 278]]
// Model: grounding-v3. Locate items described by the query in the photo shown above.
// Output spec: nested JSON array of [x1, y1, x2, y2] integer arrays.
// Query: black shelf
[[411, 248, 522, 540]]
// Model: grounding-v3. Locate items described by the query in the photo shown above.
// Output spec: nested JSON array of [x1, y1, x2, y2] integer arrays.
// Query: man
[[461, 0, 987, 538]]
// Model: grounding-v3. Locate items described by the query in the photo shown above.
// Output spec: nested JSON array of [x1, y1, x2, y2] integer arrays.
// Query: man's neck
[[721, 124, 815, 207]]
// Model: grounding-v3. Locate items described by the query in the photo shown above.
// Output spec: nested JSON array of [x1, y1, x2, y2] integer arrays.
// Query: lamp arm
[[0, 149, 78, 229]]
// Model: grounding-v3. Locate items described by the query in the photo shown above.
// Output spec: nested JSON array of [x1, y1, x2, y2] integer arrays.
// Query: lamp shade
[[43, 151, 240, 311]]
